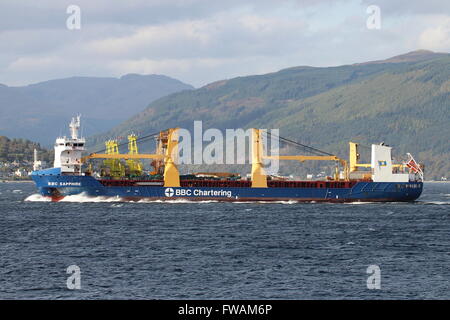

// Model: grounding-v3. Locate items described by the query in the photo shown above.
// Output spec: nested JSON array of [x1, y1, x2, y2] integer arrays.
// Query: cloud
[[418, 16, 450, 52], [84, 12, 309, 60], [0, 0, 448, 87], [360, 0, 450, 15]]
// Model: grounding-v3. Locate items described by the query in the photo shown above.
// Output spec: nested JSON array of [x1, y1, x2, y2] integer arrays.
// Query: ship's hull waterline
[[32, 174, 423, 203]]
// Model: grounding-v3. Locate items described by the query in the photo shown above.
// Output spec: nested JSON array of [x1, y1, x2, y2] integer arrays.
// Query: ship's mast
[[69, 115, 81, 140], [33, 148, 43, 171]]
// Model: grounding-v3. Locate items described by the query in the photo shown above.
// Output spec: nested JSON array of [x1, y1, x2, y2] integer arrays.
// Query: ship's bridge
[[54, 116, 85, 174]]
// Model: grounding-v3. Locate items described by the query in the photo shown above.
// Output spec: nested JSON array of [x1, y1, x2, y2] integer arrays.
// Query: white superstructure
[[54, 115, 85, 174], [33, 148, 43, 171], [370, 144, 421, 182]]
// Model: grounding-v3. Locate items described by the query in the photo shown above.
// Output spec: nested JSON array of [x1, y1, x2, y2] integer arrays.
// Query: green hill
[[0, 136, 52, 163], [91, 51, 450, 180]]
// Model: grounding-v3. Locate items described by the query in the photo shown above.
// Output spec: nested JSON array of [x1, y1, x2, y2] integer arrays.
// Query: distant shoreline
[[425, 180, 449, 183], [1, 179, 447, 184]]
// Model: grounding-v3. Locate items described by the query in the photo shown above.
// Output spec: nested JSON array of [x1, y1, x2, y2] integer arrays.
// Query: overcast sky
[[1, 0, 449, 87]]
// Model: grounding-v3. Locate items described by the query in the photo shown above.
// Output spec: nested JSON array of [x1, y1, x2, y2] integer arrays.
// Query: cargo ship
[[31, 116, 423, 202]]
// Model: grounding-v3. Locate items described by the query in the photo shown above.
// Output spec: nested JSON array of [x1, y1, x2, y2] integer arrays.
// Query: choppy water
[[0, 182, 449, 299]]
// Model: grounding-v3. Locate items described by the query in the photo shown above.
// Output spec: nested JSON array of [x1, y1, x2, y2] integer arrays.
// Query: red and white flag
[[404, 153, 423, 181], [406, 158, 420, 173]]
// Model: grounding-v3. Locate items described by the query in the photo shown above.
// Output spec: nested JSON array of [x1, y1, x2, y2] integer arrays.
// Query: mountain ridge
[[91, 51, 450, 179], [354, 49, 449, 65], [0, 74, 194, 145]]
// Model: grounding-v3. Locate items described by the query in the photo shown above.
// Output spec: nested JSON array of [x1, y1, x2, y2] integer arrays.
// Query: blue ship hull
[[31, 169, 423, 202]]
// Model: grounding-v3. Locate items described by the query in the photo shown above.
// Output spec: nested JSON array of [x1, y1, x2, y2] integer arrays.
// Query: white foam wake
[[24, 194, 51, 202], [136, 199, 219, 204], [259, 200, 299, 204], [59, 193, 123, 203], [136, 199, 301, 204], [24, 192, 123, 203], [420, 201, 450, 205], [344, 201, 376, 205]]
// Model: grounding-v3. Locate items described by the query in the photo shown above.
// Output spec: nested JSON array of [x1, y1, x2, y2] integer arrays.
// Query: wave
[[262, 200, 299, 204], [419, 201, 450, 205], [29, 194, 447, 205], [59, 193, 123, 203], [136, 199, 297, 204], [23, 193, 299, 204], [24, 194, 51, 202], [230, 200, 300, 204], [136, 199, 219, 204], [344, 201, 376, 205], [24, 193, 123, 203]]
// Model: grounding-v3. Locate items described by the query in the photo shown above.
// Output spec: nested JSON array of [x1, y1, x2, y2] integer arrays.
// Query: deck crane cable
[[265, 131, 335, 157], [89, 129, 336, 159], [90, 131, 162, 155]]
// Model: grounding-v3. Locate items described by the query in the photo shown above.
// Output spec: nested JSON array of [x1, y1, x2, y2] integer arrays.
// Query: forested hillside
[[92, 51, 450, 180], [0, 136, 52, 163]]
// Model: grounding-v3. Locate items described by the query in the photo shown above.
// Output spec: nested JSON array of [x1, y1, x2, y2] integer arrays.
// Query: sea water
[[0, 182, 448, 299]]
